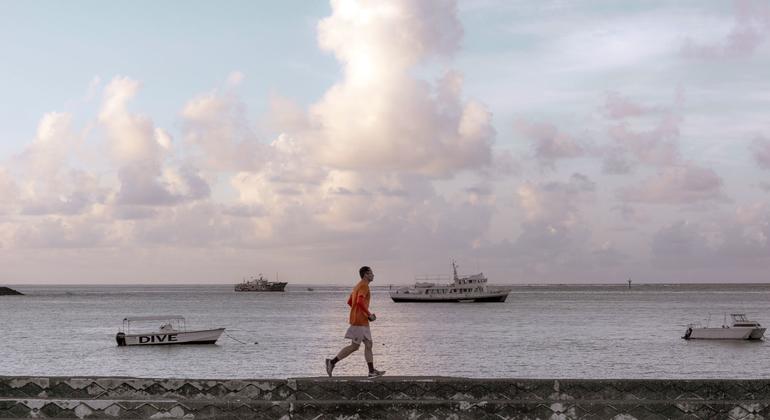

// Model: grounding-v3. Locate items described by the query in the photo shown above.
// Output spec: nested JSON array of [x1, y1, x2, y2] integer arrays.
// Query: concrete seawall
[[2, 376, 769, 419]]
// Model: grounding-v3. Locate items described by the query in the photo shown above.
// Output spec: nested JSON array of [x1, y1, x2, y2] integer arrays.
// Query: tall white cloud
[[298, 0, 493, 176], [101, 76, 210, 208]]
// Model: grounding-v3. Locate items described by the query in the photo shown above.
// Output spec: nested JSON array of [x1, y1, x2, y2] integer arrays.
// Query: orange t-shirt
[[348, 280, 371, 326]]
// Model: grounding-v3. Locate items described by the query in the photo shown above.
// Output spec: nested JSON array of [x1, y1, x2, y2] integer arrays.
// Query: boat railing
[[414, 275, 451, 282], [122, 316, 187, 334]]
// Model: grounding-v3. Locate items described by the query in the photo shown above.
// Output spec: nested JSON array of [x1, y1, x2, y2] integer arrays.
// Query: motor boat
[[682, 313, 765, 340], [116, 315, 225, 346]]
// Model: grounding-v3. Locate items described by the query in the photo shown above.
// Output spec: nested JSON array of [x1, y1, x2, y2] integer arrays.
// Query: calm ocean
[[2, 283, 769, 379]]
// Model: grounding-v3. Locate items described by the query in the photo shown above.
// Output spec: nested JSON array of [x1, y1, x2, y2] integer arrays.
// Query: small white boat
[[116, 315, 225, 346], [682, 313, 765, 340]]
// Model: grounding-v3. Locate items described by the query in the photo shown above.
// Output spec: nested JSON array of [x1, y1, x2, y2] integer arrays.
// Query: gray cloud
[[602, 147, 633, 175], [651, 215, 770, 278], [607, 116, 681, 167], [515, 119, 585, 168], [619, 164, 725, 204], [116, 164, 178, 206], [516, 173, 596, 239], [13, 216, 113, 249], [603, 92, 662, 120], [681, 0, 770, 60], [750, 135, 770, 169]]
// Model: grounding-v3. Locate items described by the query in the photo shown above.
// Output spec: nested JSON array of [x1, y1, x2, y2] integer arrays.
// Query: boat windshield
[[731, 314, 748, 322]]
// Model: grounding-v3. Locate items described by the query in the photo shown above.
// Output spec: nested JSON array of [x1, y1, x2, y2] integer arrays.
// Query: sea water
[[1, 283, 769, 379]]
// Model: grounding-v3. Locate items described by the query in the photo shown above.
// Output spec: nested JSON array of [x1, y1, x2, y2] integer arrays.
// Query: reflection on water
[[2, 284, 770, 379]]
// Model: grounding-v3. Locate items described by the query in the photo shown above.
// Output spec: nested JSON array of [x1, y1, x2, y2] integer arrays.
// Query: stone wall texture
[[1, 376, 770, 419]]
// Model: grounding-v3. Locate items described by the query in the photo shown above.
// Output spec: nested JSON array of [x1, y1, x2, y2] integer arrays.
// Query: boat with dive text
[[115, 316, 225, 346]]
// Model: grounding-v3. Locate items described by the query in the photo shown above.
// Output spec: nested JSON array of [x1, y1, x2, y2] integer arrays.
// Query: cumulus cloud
[[750, 135, 770, 169], [619, 164, 724, 204], [467, 173, 625, 282], [602, 147, 633, 175], [293, 0, 493, 177], [651, 220, 714, 267], [99, 77, 162, 165], [226, 71, 244, 87], [17, 113, 77, 177], [15, 0, 770, 284], [517, 173, 595, 226], [182, 90, 263, 171], [515, 119, 585, 168], [508, 173, 599, 277], [8, 113, 108, 217], [115, 165, 209, 206], [607, 115, 681, 167], [101, 76, 210, 208], [602, 91, 662, 120], [169, 0, 503, 258], [651, 212, 770, 276], [0, 167, 18, 215], [681, 0, 770, 59]]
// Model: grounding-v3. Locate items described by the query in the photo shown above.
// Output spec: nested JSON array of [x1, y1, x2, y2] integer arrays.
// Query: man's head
[[359, 266, 373, 282]]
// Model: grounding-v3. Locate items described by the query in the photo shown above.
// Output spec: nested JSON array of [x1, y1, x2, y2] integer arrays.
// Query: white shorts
[[344, 325, 372, 344]]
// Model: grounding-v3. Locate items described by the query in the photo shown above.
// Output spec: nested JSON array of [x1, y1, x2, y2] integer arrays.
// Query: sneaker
[[325, 358, 334, 377], [367, 369, 385, 378]]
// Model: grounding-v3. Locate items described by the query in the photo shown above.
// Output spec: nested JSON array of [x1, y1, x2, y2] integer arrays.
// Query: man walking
[[325, 266, 385, 378]]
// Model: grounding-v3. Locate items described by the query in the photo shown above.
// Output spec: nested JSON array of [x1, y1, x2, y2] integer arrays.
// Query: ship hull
[[390, 296, 508, 303], [682, 327, 764, 340], [234, 282, 287, 292], [391, 293, 509, 303]]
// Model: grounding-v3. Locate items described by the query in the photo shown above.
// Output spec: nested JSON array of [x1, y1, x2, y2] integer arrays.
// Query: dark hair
[[359, 266, 371, 278]]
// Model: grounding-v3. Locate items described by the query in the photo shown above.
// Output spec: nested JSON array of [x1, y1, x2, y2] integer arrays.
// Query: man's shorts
[[344, 325, 372, 344]]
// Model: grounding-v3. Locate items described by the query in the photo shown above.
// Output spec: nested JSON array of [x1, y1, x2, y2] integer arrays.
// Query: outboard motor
[[682, 327, 692, 340], [116, 332, 126, 346]]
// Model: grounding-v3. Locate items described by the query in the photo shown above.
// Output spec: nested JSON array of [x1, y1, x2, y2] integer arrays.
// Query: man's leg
[[326, 341, 360, 376], [363, 338, 373, 363], [336, 341, 361, 361], [363, 338, 384, 377]]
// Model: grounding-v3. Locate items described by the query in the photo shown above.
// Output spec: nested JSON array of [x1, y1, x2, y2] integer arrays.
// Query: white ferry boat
[[682, 313, 765, 340], [116, 315, 225, 346], [390, 261, 512, 303]]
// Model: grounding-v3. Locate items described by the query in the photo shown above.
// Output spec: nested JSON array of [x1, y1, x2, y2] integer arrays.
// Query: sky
[[1, 0, 770, 285]]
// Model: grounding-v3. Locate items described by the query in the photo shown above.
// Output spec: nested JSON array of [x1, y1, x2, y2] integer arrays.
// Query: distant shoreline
[[5, 282, 770, 288]]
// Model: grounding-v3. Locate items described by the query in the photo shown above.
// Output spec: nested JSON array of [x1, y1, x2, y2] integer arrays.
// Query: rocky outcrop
[[2, 376, 770, 418], [0, 286, 23, 295]]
